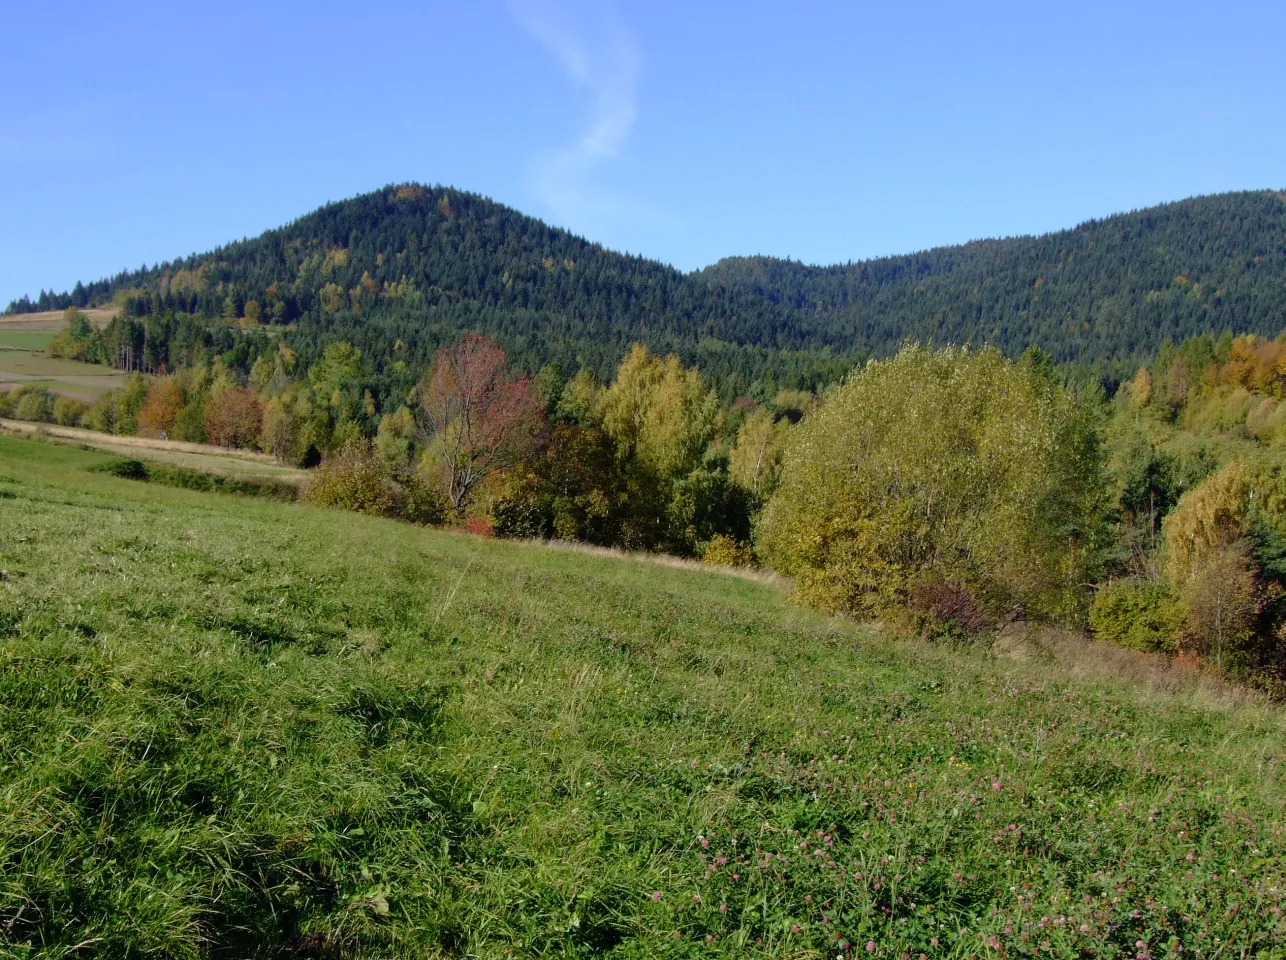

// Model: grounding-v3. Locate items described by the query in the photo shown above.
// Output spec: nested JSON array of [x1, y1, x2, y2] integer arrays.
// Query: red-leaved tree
[[417, 334, 543, 512]]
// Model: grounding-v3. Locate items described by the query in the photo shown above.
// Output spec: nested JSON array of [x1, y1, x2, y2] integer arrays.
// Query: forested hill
[[8, 185, 1286, 384], [5, 185, 852, 395], [699, 190, 1286, 370]]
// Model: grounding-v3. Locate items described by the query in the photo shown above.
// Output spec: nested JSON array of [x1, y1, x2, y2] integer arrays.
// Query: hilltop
[[8, 186, 1286, 385]]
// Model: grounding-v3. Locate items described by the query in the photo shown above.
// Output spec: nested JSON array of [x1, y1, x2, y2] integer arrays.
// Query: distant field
[[0, 349, 126, 401], [0, 351, 118, 378], [0, 309, 122, 399], [2, 433, 1285, 957], [0, 306, 115, 332], [0, 330, 53, 350], [0, 418, 307, 484]]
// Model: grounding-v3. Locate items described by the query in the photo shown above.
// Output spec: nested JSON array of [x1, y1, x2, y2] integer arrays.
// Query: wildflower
[[866, 941, 877, 953], [651, 891, 662, 902]]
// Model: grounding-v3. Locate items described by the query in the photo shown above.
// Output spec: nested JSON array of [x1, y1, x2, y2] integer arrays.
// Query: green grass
[[2, 435, 1286, 958], [0, 352, 120, 378], [0, 331, 53, 351], [0, 422, 307, 483]]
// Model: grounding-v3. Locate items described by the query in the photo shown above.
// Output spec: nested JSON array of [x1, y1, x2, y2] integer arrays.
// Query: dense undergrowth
[[2, 435, 1286, 958]]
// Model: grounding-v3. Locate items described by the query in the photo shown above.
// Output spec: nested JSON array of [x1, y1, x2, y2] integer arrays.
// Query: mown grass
[[2, 435, 1286, 958], [0, 421, 306, 484], [0, 331, 53, 351]]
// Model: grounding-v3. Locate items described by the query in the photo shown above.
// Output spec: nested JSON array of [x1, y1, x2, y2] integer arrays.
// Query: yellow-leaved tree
[[756, 345, 1106, 623]]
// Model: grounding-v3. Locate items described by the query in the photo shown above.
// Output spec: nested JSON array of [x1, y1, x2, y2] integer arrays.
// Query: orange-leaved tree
[[136, 380, 185, 437], [203, 386, 263, 448], [416, 333, 543, 513]]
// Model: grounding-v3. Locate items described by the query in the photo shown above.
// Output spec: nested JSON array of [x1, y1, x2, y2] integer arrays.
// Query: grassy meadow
[[2, 434, 1286, 958], [0, 420, 307, 487]]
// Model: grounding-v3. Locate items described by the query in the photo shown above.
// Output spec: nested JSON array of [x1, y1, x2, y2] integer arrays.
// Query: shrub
[[701, 534, 755, 568], [1161, 461, 1250, 584], [1089, 580, 1187, 652], [461, 515, 495, 538], [12, 387, 55, 424], [0, 391, 11, 418], [757, 345, 1107, 621], [1175, 542, 1262, 670], [301, 441, 397, 517], [401, 478, 449, 526], [91, 458, 149, 481], [84, 391, 119, 433], [907, 579, 995, 641], [112, 375, 151, 435], [53, 396, 89, 426]]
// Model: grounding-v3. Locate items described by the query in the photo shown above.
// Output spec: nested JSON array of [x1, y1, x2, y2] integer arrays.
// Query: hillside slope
[[700, 190, 1286, 368], [9, 187, 1286, 382], [3, 434, 1286, 956], [7, 186, 847, 392]]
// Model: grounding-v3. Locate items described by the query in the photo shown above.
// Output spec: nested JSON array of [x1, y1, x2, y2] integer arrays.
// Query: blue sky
[[2, 0, 1283, 305]]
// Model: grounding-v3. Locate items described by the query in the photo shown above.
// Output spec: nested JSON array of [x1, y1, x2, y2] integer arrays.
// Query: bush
[[88, 457, 296, 500], [907, 579, 995, 641], [84, 390, 119, 433], [757, 345, 1107, 621], [12, 387, 55, 424], [0, 391, 11, 418], [91, 458, 149, 481], [701, 534, 755, 568], [1089, 580, 1187, 652], [301, 441, 398, 517], [402, 478, 448, 525], [53, 396, 89, 427], [461, 515, 495, 538]]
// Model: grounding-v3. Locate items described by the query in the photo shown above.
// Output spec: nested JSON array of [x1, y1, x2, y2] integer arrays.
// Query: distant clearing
[[0, 306, 115, 332]]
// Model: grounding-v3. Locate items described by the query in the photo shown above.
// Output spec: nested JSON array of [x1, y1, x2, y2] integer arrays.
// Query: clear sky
[[2, 0, 1284, 305]]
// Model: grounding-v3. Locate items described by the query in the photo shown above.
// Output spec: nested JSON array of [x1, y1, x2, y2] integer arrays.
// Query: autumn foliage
[[136, 381, 185, 437], [417, 333, 543, 513], [203, 387, 263, 449]]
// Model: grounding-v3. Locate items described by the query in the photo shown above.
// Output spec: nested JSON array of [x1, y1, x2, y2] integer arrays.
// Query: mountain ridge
[[9, 185, 1286, 383]]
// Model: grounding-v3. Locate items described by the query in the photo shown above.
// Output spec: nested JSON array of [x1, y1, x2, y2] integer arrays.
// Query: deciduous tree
[[416, 333, 543, 513], [203, 386, 263, 448]]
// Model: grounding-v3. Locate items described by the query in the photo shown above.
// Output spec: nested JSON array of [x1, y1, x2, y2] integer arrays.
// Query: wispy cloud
[[508, 0, 668, 235]]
